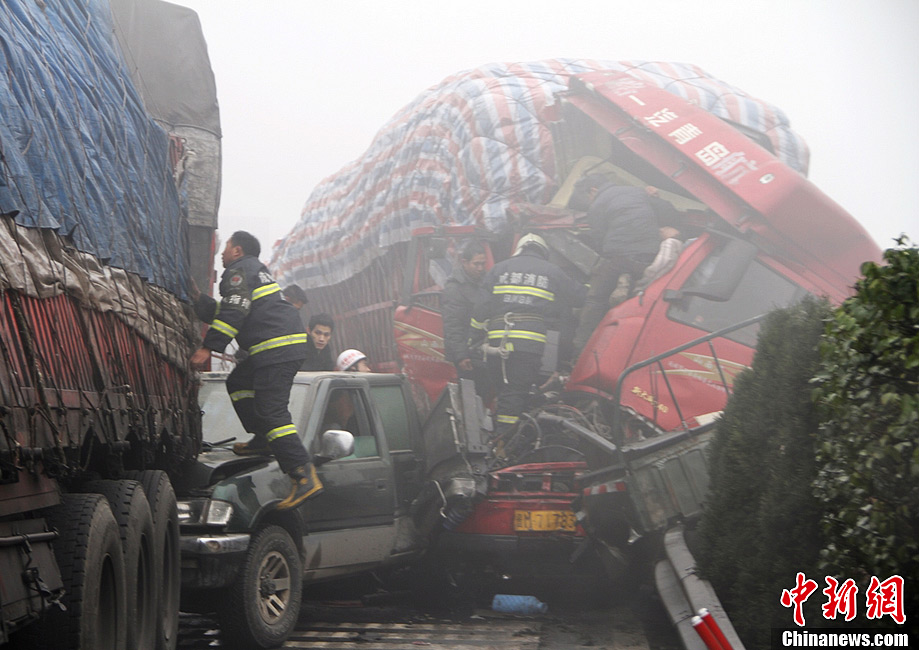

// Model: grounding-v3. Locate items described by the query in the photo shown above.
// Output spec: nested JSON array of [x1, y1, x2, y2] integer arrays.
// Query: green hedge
[[698, 297, 831, 649], [812, 239, 918, 628], [698, 238, 918, 646]]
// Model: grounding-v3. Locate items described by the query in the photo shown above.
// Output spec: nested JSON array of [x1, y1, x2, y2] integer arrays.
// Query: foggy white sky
[[176, 0, 918, 255]]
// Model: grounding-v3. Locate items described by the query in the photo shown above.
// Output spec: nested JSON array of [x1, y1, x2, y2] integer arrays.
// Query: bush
[[698, 238, 919, 645], [812, 237, 919, 628], [698, 297, 832, 649]]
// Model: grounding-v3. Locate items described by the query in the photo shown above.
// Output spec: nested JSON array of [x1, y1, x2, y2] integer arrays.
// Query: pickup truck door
[[304, 383, 397, 573], [368, 381, 424, 515]]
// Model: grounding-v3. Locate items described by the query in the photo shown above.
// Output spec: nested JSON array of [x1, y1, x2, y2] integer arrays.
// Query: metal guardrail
[[655, 525, 745, 650]]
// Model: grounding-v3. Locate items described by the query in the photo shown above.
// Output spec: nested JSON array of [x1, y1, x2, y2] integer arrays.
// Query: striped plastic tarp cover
[[271, 59, 807, 291]]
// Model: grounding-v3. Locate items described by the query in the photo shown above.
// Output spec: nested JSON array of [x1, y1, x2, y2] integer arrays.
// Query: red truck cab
[[392, 69, 881, 585], [395, 69, 880, 436]]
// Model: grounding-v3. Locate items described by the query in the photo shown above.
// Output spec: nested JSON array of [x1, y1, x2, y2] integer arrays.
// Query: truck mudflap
[[654, 525, 745, 650]]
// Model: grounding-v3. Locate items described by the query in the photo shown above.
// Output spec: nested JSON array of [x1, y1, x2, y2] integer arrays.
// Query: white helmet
[[513, 232, 549, 257], [336, 349, 367, 371]]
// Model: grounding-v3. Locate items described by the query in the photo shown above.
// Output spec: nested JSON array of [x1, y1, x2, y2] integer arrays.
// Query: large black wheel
[[218, 525, 303, 649], [126, 470, 180, 650], [84, 479, 157, 650], [35, 493, 127, 649]]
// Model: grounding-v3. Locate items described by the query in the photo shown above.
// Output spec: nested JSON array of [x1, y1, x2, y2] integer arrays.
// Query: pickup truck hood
[[176, 449, 274, 493]]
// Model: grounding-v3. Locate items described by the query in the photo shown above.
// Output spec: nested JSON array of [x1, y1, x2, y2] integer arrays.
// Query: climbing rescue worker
[[471, 233, 586, 436], [190, 231, 323, 510]]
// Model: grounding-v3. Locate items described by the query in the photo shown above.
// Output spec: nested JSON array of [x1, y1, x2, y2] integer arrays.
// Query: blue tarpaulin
[[0, 0, 189, 296]]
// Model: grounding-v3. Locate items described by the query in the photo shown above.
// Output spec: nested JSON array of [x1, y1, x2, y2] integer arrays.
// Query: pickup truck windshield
[[197, 380, 310, 445]]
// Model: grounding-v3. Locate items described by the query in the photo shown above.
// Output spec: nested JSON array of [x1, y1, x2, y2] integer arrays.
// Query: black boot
[[277, 464, 324, 510]]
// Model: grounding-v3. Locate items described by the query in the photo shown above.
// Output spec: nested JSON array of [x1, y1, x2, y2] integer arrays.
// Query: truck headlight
[[177, 499, 234, 526]]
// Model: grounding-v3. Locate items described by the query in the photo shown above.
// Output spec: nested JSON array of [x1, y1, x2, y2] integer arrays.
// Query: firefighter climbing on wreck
[[190, 231, 324, 510], [470, 233, 586, 436]]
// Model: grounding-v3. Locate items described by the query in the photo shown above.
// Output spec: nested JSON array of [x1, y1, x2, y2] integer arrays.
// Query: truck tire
[[218, 525, 303, 649], [125, 470, 180, 650], [84, 479, 157, 650], [33, 493, 128, 649]]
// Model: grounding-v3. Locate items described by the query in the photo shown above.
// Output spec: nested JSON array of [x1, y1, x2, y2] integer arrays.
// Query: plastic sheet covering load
[[0, 0, 220, 366], [271, 59, 808, 292], [109, 0, 221, 233], [0, 0, 196, 297]]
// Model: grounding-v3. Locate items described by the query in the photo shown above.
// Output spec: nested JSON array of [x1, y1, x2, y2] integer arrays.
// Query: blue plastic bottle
[[491, 594, 548, 615]]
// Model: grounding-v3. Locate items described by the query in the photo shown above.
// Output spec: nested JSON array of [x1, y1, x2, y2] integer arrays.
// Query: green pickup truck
[[176, 371, 444, 649]]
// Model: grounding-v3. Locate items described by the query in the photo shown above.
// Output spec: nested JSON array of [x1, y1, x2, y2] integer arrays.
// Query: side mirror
[[314, 429, 354, 466], [679, 238, 757, 303], [663, 289, 684, 303]]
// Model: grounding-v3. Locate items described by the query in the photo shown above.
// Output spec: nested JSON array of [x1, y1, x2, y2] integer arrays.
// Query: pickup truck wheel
[[219, 525, 303, 649], [126, 470, 180, 650], [84, 479, 157, 650], [32, 493, 127, 649]]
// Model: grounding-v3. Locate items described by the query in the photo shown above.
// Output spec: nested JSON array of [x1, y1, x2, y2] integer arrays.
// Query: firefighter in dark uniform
[[190, 231, 323, 510], [471, 233, 586, 436]]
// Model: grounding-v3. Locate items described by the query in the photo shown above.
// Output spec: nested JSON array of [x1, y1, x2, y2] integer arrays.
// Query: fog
[[175, 0, 918, 253]]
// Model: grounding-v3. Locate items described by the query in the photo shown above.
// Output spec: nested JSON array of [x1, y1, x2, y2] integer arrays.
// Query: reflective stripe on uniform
[[470, 317, 487, 331], [252, 283, 281, 300], [496, 414, 519, 425], [267, 424, 297, 441], [248, 333, 309, 355], [493, 284, 555, 301], [211, 319, 239, 338], [230, 390, 255, 402], [487, 329, 547, 344]]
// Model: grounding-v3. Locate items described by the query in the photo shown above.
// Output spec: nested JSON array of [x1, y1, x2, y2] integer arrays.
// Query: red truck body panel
[[394, 306, 454, 406]]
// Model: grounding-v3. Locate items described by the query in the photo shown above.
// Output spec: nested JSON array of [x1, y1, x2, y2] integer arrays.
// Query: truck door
[[585, 234, 809, 435], [305, 384, 397, 571], [393, 227, 493, 406], [368, 381, 424, 514]]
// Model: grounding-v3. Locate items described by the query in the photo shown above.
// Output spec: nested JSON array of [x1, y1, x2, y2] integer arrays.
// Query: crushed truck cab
[[265, 60, 883, 622], [386, 65, 883, 585]]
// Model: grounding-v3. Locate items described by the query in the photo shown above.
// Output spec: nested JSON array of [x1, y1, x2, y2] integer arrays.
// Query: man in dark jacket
[[572, 176, 670, 351], [472, 233, 586, 436], [442, 240, 487, 378], [302, 313, 335, 371], [190, 231, 322, 510]]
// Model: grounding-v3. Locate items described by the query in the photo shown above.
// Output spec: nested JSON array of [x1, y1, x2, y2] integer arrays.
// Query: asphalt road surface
[[178, 571, 681, 650]]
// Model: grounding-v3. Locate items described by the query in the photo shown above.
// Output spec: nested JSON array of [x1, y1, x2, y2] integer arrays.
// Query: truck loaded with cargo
[[269, 60, 882, 594], [0, 1, 219, 648]]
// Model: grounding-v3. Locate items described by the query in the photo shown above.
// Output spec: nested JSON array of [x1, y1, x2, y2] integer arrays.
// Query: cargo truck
[[268, 60, 881, 586], [0, 1, 219, 648]]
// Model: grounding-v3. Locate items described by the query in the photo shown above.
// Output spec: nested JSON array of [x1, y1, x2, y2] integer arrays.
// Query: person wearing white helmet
[[470, 232, 586, 437], [336, 349, 371, 372]]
